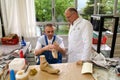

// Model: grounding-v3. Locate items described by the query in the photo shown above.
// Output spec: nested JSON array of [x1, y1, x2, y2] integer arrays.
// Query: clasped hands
[[44, 44, 59, 51]]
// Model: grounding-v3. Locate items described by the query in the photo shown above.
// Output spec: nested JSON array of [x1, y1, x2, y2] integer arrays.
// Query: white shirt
[[35, 35, 65, 50], [68, 17, 93, 62]]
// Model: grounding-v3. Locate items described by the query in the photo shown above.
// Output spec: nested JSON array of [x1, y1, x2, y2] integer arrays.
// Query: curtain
[[1, 0, 36, 37], [0, 18, 2, 38]]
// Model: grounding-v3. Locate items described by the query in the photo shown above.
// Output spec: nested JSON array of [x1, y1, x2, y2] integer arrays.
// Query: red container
[[1, 36, 19, 45], [92, 35, 107, 44]]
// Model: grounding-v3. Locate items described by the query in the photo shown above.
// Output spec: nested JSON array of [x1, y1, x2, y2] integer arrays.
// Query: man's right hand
[[43, 44, 53, 51]]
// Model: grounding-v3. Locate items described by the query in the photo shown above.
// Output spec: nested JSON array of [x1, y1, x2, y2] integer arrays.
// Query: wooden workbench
[[28, 62, 95, 80]]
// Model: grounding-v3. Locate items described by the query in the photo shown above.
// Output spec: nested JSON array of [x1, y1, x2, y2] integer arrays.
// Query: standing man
[[34, 24, 66, 64], [64, 7, 93, 62]]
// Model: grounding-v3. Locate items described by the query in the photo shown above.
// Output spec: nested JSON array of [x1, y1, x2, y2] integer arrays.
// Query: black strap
[[44, 35, 56, 45], [52, 35, 56, 44]]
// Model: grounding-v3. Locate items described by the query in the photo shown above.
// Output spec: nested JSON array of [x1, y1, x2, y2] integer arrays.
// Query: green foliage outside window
[[35, 0, 74, 22]]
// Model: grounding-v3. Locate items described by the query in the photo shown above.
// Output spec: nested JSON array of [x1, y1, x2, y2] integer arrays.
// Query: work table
[[28, 62, 94, 80], [1, 61, 120, 80]]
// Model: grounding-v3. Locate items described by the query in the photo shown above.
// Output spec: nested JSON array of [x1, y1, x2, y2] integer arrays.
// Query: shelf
[[92, 44, 111, 57], [91, 15, 119, 58]]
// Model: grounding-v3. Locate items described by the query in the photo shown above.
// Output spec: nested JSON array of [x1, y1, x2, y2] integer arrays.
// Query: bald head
[[64, 7, 79, 24], [65, 7, 78, 14]]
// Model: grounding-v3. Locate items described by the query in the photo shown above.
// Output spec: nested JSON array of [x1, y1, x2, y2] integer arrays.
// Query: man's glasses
[[46, 31, 54, 33], [66, 13, 74, 19]]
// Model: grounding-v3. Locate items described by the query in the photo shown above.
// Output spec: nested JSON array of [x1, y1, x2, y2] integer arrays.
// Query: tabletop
[[93, 65, 120, 80], [2, 61, 120, 80], [0, 42, 30, 55], [28, 62, 95, 80], [0, 42, 31, 80]]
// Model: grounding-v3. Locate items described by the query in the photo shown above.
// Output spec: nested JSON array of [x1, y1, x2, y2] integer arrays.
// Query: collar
[[44, 35, 56, 45], [72, 17, 83, 25]]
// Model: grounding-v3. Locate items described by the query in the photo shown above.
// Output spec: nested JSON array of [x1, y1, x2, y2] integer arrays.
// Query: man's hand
[[43, 44, 53, 51], [43, 42, 60, 51]]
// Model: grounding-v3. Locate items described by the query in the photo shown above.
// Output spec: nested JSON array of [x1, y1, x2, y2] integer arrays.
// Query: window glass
[[35, 0, 75, 35], [55, 25, 69, 35], [35, 0, 52, 21], [55, 0, 74, 22]]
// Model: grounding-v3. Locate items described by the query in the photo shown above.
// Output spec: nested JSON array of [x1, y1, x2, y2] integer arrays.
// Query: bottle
[[21, 36, 26, 46], [10, 69, 16, 80], [19, 49, 24, 58], [19, 49, 27, 64]]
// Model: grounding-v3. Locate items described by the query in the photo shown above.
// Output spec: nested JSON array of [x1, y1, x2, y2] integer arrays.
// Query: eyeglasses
[[66, 13, 74, 19], [46, 30, 54, 33]]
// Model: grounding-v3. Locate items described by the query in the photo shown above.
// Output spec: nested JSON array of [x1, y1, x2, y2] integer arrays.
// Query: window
[[35, 0, 75, 35]]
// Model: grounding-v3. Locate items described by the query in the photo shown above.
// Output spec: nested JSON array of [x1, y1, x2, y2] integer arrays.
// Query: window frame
[[36, 0, 77, 27]]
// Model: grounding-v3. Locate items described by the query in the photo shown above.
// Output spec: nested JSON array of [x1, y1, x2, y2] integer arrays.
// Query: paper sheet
[[81, 62, 93, 74]]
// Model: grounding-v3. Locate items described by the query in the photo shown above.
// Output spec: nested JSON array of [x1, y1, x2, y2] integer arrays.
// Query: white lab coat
[[68, 17, 93, 62]]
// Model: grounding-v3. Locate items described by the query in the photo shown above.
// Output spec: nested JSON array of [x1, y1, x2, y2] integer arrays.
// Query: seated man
[[34, 24, 66, 64]]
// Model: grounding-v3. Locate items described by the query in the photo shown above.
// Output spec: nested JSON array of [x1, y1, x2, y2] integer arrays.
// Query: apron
[[36, 35, 62, 65]]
